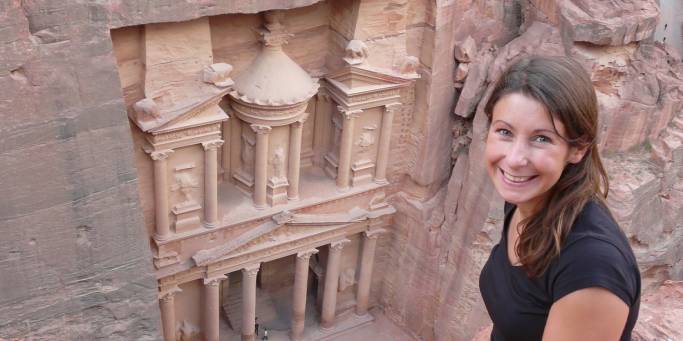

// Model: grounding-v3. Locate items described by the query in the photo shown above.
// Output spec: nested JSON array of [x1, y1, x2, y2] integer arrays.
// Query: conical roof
[[231, 46, 318, 106]]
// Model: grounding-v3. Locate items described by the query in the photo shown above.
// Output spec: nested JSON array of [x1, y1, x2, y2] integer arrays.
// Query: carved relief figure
[[272, 146, 286, 180], [171, 172, 199, 206], [178, 320, 200, 341], [357, 125, 377, 154], [241, 132, 255, 174], [338, 267, 356, 291], [331, 114, 342, 157]]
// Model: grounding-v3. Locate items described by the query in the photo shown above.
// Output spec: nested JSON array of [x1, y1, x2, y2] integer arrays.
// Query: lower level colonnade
[[158, 229, 384, 341]]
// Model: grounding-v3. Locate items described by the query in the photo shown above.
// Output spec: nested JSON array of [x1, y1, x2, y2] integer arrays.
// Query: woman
[[479, 56, 641, 341]]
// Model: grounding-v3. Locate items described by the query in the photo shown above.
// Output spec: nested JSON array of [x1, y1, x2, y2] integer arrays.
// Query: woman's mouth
[[500, 168, 537, 184]]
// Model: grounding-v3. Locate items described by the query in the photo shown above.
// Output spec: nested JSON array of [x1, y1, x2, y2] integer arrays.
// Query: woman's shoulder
[[564, 200, 631, 256]]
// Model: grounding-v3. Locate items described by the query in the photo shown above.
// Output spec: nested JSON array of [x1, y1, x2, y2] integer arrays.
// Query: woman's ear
[[567, 145, 588, 164]]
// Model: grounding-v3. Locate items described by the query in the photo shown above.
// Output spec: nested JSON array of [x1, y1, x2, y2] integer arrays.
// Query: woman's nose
[[507, 140, 530, 168]]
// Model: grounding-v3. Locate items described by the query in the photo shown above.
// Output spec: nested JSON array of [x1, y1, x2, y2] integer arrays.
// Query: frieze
[[349, 89, 400, 103], [231, 100, 307, 118], [152, 123, 221, 144]]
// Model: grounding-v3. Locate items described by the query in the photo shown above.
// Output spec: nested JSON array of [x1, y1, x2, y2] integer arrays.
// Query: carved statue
[[272, 146, 285, 180], [133, 97, 161, 122], [171, 172, 199, 205], [344, 40, 369, 65], [399, 55, 419, 75], [202, 63, 233, 87]]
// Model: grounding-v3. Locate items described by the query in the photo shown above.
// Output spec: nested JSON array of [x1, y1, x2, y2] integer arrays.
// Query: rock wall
[[0, 1, 323, 340], [376, 0, 683, 340]]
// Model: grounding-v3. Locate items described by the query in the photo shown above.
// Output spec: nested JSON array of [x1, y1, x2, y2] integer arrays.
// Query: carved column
[[321, 239, 351, 328], [337, 108, 361, 191], [204, 274, 227, 341], [159, 285, 181, 341], [202, 140, 224, 228], [251, 125, 272, 209], [241, 264, 260, 341], [375, 103, 400, 184], [291, 248, 318, 340], [356, 229, 385, 316], [149, 149, 174, 240], [288, 114, 308, 200]]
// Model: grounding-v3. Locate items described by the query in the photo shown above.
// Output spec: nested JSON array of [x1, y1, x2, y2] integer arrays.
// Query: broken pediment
[[129, 17, 232, 133], [324, 66, 413, 109]]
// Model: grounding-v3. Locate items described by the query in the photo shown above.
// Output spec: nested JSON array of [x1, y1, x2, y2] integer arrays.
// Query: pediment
[[129, 85, 230, 134], [150, 96, 228, 135], [325, 65, 411, 95], [192, 206, 395, 266]]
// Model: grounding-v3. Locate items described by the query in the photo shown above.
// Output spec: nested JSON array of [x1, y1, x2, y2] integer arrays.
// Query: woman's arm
[[543, 287, 629, 341]]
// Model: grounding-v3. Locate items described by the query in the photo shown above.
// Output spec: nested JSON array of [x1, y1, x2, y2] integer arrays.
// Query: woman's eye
[[533, 135, 552, 143], [495, 128, 512, 137]]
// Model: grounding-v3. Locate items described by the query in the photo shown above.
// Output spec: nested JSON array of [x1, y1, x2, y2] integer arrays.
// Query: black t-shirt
[[479, 201, 641, 341]]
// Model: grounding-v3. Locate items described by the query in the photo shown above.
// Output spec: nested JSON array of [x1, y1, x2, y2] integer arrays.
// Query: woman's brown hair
[[484, 55, 611, 277]]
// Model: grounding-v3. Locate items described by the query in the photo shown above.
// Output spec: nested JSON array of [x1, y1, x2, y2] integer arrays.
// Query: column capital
[[330, 238, 351, 251], [242, 263, 261, 277], [145, 148, 174, 161], [364, 228, 387, 240], [297, 248, 319, 260], [337, 106, 362, 119], [201, 139, 224, 151], [384, 102, 402, 113], [158, 285, 182, 301], [251, 124, 272, 135], [203, 274, 227, 286]]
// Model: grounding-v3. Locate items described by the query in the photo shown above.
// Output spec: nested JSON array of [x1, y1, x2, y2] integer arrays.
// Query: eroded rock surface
[[633, 281, 683, 341]]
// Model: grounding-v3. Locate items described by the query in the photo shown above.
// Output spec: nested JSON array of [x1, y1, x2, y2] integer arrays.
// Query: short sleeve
[[549, 237, 638, 307]]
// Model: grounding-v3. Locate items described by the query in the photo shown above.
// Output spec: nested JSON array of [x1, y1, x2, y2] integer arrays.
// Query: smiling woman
[[478, 56, 641, 341]]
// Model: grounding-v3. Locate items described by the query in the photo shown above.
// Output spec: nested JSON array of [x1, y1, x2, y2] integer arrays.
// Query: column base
[[336, 186, 350, 193], [287, 195, 300, 201], [253, 203, 267, 210], [355, 310, 370, 317], [374, 178, 389, 185], [153, 233, 171, 242], [241, 333, 255, 341], [203, 221, 217, 229]]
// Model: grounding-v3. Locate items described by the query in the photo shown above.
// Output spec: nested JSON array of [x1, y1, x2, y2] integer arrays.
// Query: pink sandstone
[[1, 0, 682, 340]]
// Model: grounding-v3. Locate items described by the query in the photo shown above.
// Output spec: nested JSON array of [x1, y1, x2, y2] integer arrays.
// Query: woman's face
[[484, 93, 585, 213]]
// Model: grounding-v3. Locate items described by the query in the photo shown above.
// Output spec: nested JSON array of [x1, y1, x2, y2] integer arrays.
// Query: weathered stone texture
[[633, 281, 683, 340], [1, 1, 329, 340], [2, 0, 683, 340]]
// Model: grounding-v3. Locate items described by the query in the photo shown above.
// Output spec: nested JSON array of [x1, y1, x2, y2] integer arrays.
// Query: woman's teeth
[[502, 170, 534, 183]]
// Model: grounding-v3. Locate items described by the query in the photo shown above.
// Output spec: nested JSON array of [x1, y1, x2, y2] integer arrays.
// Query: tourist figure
[[255, 317, 259, 336], [262, 328, 269, 340], [479, 56, 640, 341]]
